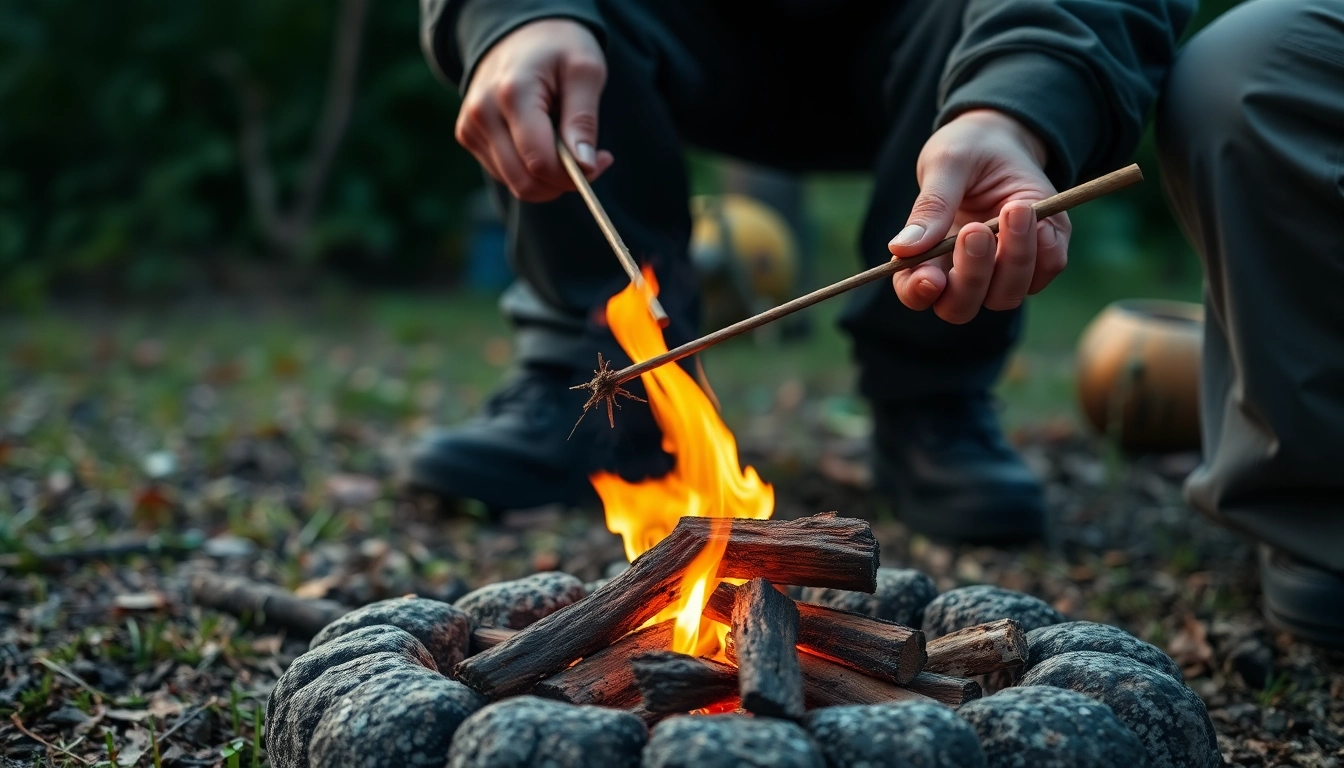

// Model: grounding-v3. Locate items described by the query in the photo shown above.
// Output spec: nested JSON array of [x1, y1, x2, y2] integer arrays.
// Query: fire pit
[[265, 272, 1219, 767], [264, 513, 1219, 768]]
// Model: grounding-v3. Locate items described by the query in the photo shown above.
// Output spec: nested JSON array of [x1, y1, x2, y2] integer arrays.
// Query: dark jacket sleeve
[[936, 0, 1195, 188], [420, 0, 606, 93]]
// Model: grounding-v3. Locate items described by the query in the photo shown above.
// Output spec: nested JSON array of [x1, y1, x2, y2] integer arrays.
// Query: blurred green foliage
[[0, 0, 480, 306], [0, 0, 1243, 308]]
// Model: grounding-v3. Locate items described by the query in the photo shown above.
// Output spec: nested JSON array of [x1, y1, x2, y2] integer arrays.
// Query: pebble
[[958, 685, 1148, 768], [309, 665, 486, 767], [808, 701, 987, 768], [447, 696, 646, 768], [800, 568, 937, 627], [308, 596, 472, 672], [644, 714, 824, 768], [921, 585, 1065, 639], [1025, 622, 1182, 682], [1020, 651, 1221, 768], [1223, 631, 1274, 690], [454, 572, 586, 629], [269, 653, 423, 768]]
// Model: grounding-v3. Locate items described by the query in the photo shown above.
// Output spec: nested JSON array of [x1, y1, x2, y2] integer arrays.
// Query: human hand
[[455, 19, 614, 202], [889, 109, 1070, 324]]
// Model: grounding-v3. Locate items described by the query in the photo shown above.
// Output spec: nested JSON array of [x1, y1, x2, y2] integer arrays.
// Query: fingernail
[[1040, 223, 1057, 247], [576, 142, 596, 167], [891, 224, 925, 248], [919, 279, 937, 295], [967, 231, 992, 257], [1007, 206, 1031, 235]]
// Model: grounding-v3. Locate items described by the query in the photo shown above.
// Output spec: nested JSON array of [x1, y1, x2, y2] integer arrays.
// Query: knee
[[1156, 0, 1314, 162]]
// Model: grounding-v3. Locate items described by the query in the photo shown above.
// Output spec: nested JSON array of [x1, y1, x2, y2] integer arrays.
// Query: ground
[[2, 193, 1341, 765]]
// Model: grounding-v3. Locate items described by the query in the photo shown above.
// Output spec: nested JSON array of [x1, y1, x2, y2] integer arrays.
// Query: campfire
[[453, 274, 1026, 716]]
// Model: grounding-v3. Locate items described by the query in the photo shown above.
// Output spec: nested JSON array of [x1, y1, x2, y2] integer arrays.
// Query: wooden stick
[[454, 513, 877, 698], [585, 164, 1143, 390], [705, 583, 925, 684], [900, 671, 982, 708], [733, 578, 805, 720], [534, 621, 674, 708], [188, 572, 348, 639], [924, 618, 1028, 677], [556, 138, 669, 326], [631, 650, 739, 714]]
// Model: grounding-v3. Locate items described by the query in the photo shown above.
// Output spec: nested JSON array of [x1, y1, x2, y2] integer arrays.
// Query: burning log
[[705, 583, 925, 685], [901, 671, 983, 708], [455, 514, 878, 699], [924, 618, 1028, 677], [697, 514, 878, 592], [726, 634, 932, 709], [732, 578, 805, 720], [630, 650, 739, 714], [534, 621, 674, 707]]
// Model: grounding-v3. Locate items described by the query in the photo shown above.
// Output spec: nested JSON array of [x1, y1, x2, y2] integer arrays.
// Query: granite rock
[[800, 568, 937, 627], [1025, 622, 1182, 682], [447, 696, 646, 768], [309, 597, 472, 672], [808, 700, 987, 768], [454, 572, 585, 630], [269, 653, 422, 768], [266, 626, 435, 768], [644, 715, 823, 768], [308, 665, 486, 768], [921, 586, 1065, 639], [958, 685, 1148, 768], [1020, 651, 1220, 768]]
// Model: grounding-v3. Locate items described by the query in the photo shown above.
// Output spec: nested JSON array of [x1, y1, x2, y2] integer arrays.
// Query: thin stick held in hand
[[557, 138, 669, 327], [574, 163, 1143, 418]]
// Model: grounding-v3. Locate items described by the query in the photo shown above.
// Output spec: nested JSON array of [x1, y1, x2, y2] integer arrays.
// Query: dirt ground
[[2, 405, 1341, 767]]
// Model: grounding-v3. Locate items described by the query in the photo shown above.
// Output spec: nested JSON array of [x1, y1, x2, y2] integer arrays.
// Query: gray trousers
[[1157, 0, 1344, 570]]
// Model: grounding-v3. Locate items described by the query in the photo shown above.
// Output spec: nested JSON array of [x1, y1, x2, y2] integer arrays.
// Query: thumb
[[889, 161, 973, 257], [558, 53, 608, 175]]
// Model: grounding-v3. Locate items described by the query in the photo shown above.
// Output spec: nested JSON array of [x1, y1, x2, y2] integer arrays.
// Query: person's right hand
[[455, 19, 614, 202]]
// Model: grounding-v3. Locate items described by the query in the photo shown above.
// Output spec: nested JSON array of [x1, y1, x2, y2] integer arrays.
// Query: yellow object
[[690, 194, 799, 310]]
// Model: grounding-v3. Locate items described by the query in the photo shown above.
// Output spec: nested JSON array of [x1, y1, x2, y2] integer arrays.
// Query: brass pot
[[1075, 299, 1205, 453]]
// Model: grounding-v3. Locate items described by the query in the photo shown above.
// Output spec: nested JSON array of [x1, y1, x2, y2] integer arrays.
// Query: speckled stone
[[1019, 651, 1220, 768], [309, 597, 472, 672], [270, 653, 422, 768], [454, 572, 586, 630], [807, 701, 987, 768], [266, 626, 436, 768], [958, 686, 1148, 768], [1025, 622, 1182, 682], [644, 715, 824, 768], [921, 586, 1065, 639], [446, 696, 646, 768], [800, 568, 937, 627], [308, 665, 486, 768]]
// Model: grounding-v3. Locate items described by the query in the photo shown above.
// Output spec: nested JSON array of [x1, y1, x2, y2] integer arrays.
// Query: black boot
[[1259, 546, 1344, 650], [871, 395, 1047, 543], [404, 364, 672, 511]]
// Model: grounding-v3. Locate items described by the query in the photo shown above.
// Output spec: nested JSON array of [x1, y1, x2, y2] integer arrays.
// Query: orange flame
[[591, 268, 773, 657]]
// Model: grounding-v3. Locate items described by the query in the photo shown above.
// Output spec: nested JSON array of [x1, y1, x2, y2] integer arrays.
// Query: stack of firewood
[[453, 513, 1028, 720]]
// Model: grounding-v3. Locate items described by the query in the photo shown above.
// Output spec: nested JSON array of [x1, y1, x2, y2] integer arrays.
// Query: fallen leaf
[[295, 574, 343, 600], [325, 473, 380, 506], [147, 692, 184, 719], [1166, 614, 1214, 677], [114, 592, 169, 612]]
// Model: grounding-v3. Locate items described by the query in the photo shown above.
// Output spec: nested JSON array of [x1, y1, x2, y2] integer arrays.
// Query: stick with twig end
[[575, 163, 1144, 422], [557, 138, 669, 327]]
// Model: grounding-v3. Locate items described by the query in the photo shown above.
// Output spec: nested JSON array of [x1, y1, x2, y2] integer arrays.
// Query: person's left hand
[[889, 109, 1070, 324]]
